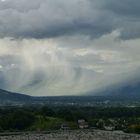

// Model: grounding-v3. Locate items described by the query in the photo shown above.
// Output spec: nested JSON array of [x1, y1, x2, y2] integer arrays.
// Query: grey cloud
[[0, 33, 140, 96], [0, 1, 140, 96], [102, 0, 140, 39], [104, 0, 140, 17], [0, 55, 20, 67], [0, 74, 7, 89], [0, 0, 138, 39], [0, 0, 42, 12]]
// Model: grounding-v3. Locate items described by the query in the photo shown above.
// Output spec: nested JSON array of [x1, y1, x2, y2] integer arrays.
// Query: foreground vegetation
[[0, 106, 140, 134]]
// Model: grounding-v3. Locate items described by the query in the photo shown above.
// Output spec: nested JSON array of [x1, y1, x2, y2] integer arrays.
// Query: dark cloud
[[0, 31, 140, 95], [102, 0, 140, 39], [0, 0, 139, 39], [0, 0, 140, 96], [0, 55, 20, 67], [104, 0, 140, 17]]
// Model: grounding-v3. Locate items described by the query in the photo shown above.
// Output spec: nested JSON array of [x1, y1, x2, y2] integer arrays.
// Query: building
[[78, 120, 89, 129], [104, 126, 115, 131], [61, 123, 70, 130]]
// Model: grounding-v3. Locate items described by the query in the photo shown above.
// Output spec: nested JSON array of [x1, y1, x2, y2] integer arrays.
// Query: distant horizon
[[1, 88, 140, 99]]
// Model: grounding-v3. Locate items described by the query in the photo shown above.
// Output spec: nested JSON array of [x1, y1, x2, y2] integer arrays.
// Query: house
[[78, 119, 89, 129], [104, 126, 115, 131], [60, 123, 70, 130], [104, 119, 115, 131]]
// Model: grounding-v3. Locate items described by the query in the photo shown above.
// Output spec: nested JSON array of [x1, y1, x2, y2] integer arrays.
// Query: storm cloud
[[0, 0, 140, 39], [0, 0, 140, 96]]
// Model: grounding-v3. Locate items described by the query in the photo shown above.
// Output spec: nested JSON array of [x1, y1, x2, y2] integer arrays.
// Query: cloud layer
[[0, 0, 140, 39], [0, 32, 140, 96], [0, 0, 140, 96]]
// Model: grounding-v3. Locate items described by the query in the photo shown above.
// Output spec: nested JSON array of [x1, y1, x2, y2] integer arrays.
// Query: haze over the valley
[[0, 0, 140, 96]]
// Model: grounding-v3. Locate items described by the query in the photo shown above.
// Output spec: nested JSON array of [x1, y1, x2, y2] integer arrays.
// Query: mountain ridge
[[0, 89, 32, 102]]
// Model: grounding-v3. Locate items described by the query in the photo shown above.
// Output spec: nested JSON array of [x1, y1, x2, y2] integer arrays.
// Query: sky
[[0, 0, 140, 96]]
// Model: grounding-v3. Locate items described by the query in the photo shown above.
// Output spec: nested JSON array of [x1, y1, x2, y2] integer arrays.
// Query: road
[[0, 130, 140, 140]]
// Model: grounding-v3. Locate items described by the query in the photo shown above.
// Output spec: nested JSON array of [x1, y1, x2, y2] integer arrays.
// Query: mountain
[[0, 89, 32, 103], [1, 76, 140, 105]]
